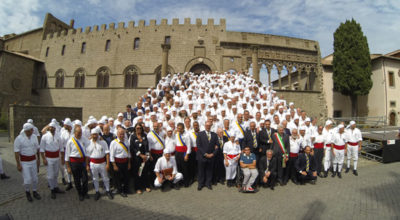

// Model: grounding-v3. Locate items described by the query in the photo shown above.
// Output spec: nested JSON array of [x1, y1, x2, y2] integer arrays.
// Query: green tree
[[332, 19, 372, 117]]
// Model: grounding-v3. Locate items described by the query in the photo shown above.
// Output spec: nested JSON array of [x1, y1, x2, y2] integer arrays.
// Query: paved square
[[0, 135, 399, 220]]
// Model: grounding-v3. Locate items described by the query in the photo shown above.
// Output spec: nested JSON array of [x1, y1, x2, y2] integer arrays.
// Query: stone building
[[1, 13, 327, 120]]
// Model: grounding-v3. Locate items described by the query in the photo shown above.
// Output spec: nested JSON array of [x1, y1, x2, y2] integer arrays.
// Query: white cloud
[[0, 0, 41, 36]]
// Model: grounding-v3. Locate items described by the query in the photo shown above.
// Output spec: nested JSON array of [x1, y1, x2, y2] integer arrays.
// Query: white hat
[[73, 120, 82, 127], [63, 118, 73, 127], [325, 120, 333, 126], [91, 128, 100, 134], [27, 119, 33, 124], [115, 121, 122, 127], [98, 119, 106, 124], [108, 117, 114, 121], [145, 107, 150, 111], [49, 122, 57, 128], [137, 110, 143, 114], [23, 123, 34, 131], [166, 126, 173, 132], [163, 148, 171, 154], [150, 112, 156, 116], [117, 113, 124, 117], [349, 121, 356, 125], [299, 126, 307, 131], [305, 117, 311, 122], [88, 119, 97, 125], [338, 124, 344, 129]]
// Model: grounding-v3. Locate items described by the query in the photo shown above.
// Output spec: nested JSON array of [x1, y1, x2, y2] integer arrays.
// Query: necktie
[[207, 132, 211, 141], [253, 132, 257, 148], [306, 154, 309, 172]]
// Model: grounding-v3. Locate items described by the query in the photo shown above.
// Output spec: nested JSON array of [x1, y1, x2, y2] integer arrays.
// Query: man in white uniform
[[331, 124, 347, 178], [154, 148, 183, 190], [40, 122, 65, 199], [14, 123, 41, 202], [223, 134, 241, 187], [345, 121, 362, 176]]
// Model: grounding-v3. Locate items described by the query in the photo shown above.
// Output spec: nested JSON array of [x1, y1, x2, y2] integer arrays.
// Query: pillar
[[297, 65, 302, 90], [305, 65, 311, 90], [287, 64, 293, 90], [161, 44, 171, 77], [251, 46, 259, 81]]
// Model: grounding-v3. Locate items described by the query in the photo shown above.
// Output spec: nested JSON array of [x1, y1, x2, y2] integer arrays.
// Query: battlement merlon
[[43, 17, 227, 40]]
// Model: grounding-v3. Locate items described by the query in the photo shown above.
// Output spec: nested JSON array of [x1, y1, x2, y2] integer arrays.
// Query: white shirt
[[14, 132, 39, 156], [87, 139, 109, 159], [313, 133, 325, 144], [298, 134, 312, 150], [322, 128, 334, 145], [190, 131, 198, 147], [148, 130, 165, 151], [346, 128, 362, 143], [233, 121, 245, 139], [223, 141, 241, 156], [175, 132, 192, 154], [332, 132, 347, 146], [165, 136, 176, 153], [289, 136, 301, 154], [60, 129, 72, 149], [109, 138, 131, 162], [154, 156, 178, 176], [40, 132, 63, 154], [65, 137, 90, 161]]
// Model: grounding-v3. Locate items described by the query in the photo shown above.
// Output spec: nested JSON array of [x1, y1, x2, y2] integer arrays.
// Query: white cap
[[338, 124, 344, 129], [49, 122, 57, 128], [166, 126, 173, 132], [325, 120, 333, 126], [108, 117, 114, 121], [305, 117, 311, 122], [27, 119, 33, 124], [163, 148, 171, 154], [118, 113, 124, 117], [23, 123, 34, 131], [63, 118, 73, 127], [88, 119, 97, 125], [73, 120, 82, 127], [299, 126, 307, 131], [349, 121, 356, 125], [91, 128, 100, 134]]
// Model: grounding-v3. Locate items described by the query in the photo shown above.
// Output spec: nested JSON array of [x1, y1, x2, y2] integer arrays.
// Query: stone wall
[[8, 105, 82, 141], [275, 90, 327, 122]]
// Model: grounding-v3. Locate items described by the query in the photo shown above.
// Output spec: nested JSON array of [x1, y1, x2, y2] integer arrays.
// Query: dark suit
[[196, 130, 219, 188], [123, 111, 136, 123], [243, 129, 260, 153], [213, 135, 228, 184], [259, 128, 276, 153], [258, 156, 277, 187], [271, 132, 290, 184], [295, 153, 317, 183], [284, 128, 291, 136]]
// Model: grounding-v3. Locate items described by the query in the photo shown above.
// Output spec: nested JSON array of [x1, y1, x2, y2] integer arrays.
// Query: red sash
[[151, 149, 163, 155], [227, 154, 238, 159], [70, 157, 85, 163], [334, 145, 345, 150], [325, 144, 331, 148], [20, 155, 36, 162], [348, 142, 358, 146], [175, 146, 188, 153], [90, 157, 106, 164], [45, 150, 60, 158], [289, 153, 298, 158], [314, 143, 324, 149], [191, 147, 198, 152], [114, 157, 128, 163]]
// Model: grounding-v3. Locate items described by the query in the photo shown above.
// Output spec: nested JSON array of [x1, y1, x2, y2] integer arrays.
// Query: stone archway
[[190, 63, 211, 74], [389, 112, 396, 126], [184, 57, 217, 73]]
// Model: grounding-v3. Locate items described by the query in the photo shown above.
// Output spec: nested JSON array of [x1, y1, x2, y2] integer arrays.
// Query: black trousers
[[212, 149, 225, 183], [132, 158, 151, 191], [287, 157, 298, 183], [314, 148, 324, 174], [150, 153, 162, 185], [115, 162, 129, 193], [261, 171, 277, 187], [276, 155, 285, 182], [298, 171, 317, 183], [175, 152, 190, 185], [189, 150, 197, 183], [198, 158, 214, 187], [70, 162, 88, 196]]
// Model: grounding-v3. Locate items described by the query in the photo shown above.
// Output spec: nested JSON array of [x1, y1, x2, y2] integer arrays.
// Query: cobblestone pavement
[[0, 135, 399, 220]]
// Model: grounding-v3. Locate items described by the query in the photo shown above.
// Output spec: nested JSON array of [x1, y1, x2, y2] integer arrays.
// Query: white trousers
[[0, 155, 4, 174], [242, 168, 258, 188], [225, 159, 238, 180], [90, 162, 110, 192], [21, 160, 38, 191], [324, 147, 333, 171], [46, 157, 60, 190], [347, 145, 359, 170], [154, 172, 183, 188], [333, 149, 345, 172]]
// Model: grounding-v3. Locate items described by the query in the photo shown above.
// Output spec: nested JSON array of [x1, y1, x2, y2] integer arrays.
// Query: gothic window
[[105, 40, 111, 51], [74, 68, 86, 88], [55, 69, 65, 88], [96, 67, 110, 88], [45, 47, 50, 57], [164, 36, 171, 44], [134, 38, 140, 50], [81, 42, 86, 54], [61, 45, 66, 56], [124, 65, 139, 88]]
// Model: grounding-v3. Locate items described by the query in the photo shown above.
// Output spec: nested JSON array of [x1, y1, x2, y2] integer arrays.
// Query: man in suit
[[123, 105, 136, 124], [271, 125, 290, 185], [243, 121, 260, 155], [212, 128, 228, 185], [196, 121, 219, 190], [259, 149, 277, 190], [295, 146, 317, 184], [259, 119, 275, 154]]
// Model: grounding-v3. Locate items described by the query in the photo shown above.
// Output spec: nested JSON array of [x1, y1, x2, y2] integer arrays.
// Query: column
[[305, 65, 311, 90], [161, 44, 171, 77], [297, 64, 302, 90], [266, 63, 273, 86], [287, 63, 293, 90], [251, 46, 259, 81]]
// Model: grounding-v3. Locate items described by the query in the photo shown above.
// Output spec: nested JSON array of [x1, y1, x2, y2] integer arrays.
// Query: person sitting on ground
[[259, 149, 277, 190], [240, 146, 258, 192], [295, 146, 317, 185], [153, 148, 183, 190]]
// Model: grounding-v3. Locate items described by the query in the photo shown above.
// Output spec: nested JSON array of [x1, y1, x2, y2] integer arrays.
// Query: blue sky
[[1, 0, 399, 82]]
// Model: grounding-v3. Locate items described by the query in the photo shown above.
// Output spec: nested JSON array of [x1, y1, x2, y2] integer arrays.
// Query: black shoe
[[173, 184, 180, 190], [106, 191, 114, 200], [120, 192, 127, 197], [311, 180, 316, 185], [277, 179, 283, 186], [197, 186, 203, 191], [51, 190, 56, 199], [62, 178, 67, 185], [323, 171, 328, 178], [65, 183, 73, 191], [1, 174, 10, 180], [337, 172, 342, 178], [219, 180, 225, 185], [79, 195, 84, 201], [331, 172, 336, 178], [345, 168, 350, 173], [54, 187, 65, 194], [353, 170, 358, 176], [32, 191, 41, 200], [184, 183, 189, 188], [292, 180, 299, 185], [212, 182, 217, 186], [270, 185, 275, 190], [26, 192, 33, 202], [84, 194, 90, 199], [207, 185, 212, 190], [94, 192, 100, 201]]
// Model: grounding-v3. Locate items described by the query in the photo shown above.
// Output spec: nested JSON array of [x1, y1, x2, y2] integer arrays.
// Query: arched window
[[96, 66, 110, 88], [124, 65, 140, 88], [81, 42, 86, 54], [55, 69, 65, 88], [74, 68, 86, 88], [134, 38, 140, 50]]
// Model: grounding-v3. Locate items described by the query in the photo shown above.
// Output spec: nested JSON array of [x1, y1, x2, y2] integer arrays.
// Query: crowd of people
[[11, 72, 363, 202]]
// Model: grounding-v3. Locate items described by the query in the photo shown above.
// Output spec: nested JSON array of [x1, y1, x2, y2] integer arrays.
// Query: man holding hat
[[14, 123, 41, 202], [153, 148, 183, 190], [345, 121, 362, 176], [40, 122, 65, 199]]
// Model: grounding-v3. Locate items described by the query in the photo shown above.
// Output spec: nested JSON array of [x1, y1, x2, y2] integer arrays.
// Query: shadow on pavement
[[301, 199, 326, 220]]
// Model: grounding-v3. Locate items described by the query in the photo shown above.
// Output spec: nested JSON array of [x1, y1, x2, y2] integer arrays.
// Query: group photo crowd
[[9, 72, 363, 202]]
